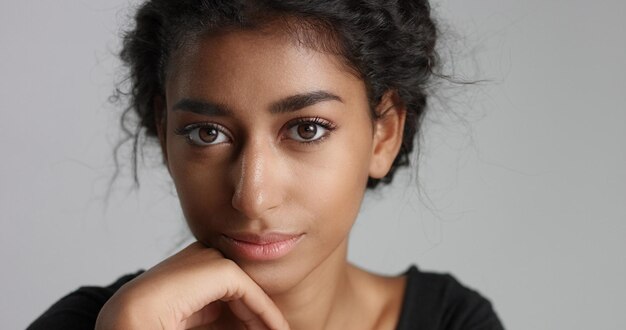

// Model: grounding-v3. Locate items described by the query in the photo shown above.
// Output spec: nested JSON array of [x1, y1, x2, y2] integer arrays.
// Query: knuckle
[[205, 247, 225, 258], [214, 257, 239, 274]]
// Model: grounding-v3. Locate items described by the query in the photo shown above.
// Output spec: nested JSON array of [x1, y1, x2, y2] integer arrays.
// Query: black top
[[28, 266, 504, 329], [396, 266, 504, 329]]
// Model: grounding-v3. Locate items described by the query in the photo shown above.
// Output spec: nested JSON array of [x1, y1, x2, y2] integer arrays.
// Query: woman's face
[[158, 27, 402, 294]]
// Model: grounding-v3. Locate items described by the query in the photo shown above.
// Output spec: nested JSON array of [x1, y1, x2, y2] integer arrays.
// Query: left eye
[[287, 122, 329, 142]]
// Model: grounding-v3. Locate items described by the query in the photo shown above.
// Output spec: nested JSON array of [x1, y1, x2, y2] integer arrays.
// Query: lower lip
[[222, 234, 303, 261]]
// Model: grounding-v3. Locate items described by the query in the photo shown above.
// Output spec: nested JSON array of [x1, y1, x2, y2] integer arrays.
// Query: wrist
[[96, 288, 161, 329]]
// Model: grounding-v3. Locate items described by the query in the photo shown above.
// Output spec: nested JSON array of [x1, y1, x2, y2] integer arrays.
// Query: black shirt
[[28, 266, 504, 329], [396, 266, 504, 329]]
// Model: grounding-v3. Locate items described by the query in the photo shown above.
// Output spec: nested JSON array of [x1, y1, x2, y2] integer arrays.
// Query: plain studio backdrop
[[1, 0, 625, 329]]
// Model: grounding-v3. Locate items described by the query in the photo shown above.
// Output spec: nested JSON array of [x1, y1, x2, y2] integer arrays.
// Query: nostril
[[231, 189, 267, 219]]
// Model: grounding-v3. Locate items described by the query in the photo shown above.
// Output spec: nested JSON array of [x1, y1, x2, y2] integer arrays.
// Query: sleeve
[[435, 274, 505, 330], [27, 272, 142, 330], [27, 286, 113, 330], [398, 266, 505, 330]]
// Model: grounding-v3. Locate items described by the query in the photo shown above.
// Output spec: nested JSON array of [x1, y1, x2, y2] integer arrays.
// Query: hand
[[95, 242, 290, 330]]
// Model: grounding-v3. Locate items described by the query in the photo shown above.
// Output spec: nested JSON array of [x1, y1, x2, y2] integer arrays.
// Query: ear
[[154, 95, 169, 165], [368, 90, 406, 179]]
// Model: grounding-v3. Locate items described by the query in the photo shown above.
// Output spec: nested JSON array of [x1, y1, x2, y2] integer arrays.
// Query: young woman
[[29, 1, 504, 329]]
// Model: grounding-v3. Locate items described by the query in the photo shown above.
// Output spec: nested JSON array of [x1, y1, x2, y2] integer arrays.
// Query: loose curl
[[114, 0, 440, 189]]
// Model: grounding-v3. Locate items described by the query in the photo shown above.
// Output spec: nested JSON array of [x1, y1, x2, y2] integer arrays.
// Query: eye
[[286, 117, 336, 143], [174, 123, 231, 146]]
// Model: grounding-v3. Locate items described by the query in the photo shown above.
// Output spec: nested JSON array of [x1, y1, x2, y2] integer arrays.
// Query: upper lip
[[223, 232, 303, 245]]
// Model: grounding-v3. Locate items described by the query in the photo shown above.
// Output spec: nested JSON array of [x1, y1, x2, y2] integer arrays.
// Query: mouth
[[221, 232, 304, 261]]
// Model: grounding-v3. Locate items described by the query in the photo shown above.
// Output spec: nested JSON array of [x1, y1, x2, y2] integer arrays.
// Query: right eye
[[174, 123, 231, 146]]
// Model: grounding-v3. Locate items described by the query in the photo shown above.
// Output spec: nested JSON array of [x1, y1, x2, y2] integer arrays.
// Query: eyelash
[[285, 117, 337, 145], [174, 122, 230, 146], [173, 117, 337, 147]]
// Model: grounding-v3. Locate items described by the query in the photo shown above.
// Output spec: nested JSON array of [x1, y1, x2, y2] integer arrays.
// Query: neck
[[270, 239, 356, 330]]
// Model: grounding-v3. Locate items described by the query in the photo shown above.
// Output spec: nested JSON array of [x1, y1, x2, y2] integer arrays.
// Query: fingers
[[183, 302, 221, 329], [227, 299, 279, 330], [222, 274, 290, 330], [130, 242, 289, 330], [183, 258, 289, 330]]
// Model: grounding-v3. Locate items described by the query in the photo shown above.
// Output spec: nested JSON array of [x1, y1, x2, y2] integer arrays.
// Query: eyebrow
[[172, 90, 343, 116], [270, 90, 343, 114], [172, 99, 231, 116]]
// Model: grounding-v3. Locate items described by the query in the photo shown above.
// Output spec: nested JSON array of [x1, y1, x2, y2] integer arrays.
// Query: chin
[[237, 259, 309, 296]]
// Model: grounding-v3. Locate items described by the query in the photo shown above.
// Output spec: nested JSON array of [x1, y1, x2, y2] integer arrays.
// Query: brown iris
[[297, 123, 317, 140], [198, 127, 219, 143]]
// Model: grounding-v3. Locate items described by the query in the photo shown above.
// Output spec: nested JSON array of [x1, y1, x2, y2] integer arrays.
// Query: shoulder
[[27, 271, 143, 330], [396, 266, 505, 330]]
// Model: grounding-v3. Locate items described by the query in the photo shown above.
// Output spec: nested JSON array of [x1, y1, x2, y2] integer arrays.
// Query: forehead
[[164, 27, 366, 109]]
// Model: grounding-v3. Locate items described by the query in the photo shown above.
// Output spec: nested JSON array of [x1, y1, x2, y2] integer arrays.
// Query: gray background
[[1, 0, 625, 329]]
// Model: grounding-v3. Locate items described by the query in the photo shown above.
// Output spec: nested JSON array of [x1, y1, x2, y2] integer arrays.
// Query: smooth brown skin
[[97, 26, 407, 330]]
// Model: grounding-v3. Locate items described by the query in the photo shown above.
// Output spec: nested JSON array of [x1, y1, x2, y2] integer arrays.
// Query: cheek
[[290, 121, 373, 238], [165, 139, 232, 232]]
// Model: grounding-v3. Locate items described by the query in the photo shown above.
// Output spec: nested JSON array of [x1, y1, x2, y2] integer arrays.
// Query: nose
[[231, 139, 283, 220]]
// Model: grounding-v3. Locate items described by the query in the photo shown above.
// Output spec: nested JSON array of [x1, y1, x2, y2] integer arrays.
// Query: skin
[[97, 25, 407, 330]]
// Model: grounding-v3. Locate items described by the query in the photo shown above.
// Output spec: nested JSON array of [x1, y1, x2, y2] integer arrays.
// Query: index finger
[[227, 294, 289, 330]]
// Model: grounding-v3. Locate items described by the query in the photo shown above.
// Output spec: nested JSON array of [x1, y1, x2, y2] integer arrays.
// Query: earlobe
[[154, 96, 169, 165], [368, 90, 406, 179]]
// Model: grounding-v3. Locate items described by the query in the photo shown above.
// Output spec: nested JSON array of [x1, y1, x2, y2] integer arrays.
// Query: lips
[[221, 232, 304, 261]]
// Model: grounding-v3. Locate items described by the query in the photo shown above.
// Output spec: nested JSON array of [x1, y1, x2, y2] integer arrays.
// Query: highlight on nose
[[230, 144, 281, 219]]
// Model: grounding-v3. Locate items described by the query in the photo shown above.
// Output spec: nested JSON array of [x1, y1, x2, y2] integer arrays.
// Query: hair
[[114, 0, 440, 189]]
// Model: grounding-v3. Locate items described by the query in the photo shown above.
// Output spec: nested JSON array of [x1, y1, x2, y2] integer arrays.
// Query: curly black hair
[[115, 0, 440, 189]]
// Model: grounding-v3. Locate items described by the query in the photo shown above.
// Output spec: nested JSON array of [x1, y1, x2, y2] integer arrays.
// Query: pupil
[[199, 127, 218, 143], [298, 124, 317, 140]]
